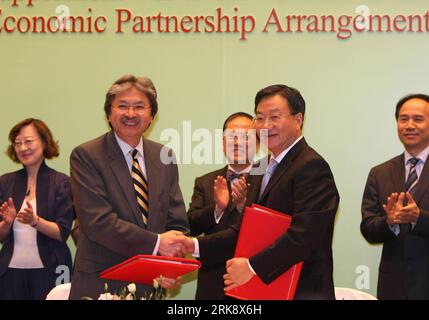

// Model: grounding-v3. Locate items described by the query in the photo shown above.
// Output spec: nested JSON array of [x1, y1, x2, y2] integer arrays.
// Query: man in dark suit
[[183, 84, 340, 300], [361, 94, 429, 300], [69, 74, 189, 300], [188, 112, 260, 299]]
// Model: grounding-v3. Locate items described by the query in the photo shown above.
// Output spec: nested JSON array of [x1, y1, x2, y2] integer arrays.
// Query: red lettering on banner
[[11, 0, 33, 7], [116, 8, 132, 33], [94, 16, 107, 33], [263, 8, 284, 32]]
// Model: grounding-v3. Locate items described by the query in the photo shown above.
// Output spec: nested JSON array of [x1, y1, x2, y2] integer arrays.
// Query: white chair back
[[335, 287, 377, 300], [46, 283, 71, 300]]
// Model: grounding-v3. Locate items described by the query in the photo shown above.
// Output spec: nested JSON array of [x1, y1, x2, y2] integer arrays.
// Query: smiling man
[[222, 84, 340, 299], [187, 112, 260, 300], [181, 84, 340, 300], [69, 74, 189, 300], [361, 94, 429, 300]]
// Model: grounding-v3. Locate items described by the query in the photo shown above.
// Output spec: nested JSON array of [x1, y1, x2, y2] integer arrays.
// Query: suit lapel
[[12, 169, 27, 212], [389, 154, 412, 236], [247, 164, 263, 205], [106, 132, 145, 227], [389, 154, 405, 194], [258, 138, 307, 202], [36, 162, 52, 219]]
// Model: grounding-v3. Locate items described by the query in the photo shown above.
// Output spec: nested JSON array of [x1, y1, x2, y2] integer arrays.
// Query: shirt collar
[[271, 136, 304, 164], [114, 132, 144, 159], [227, 164, 253, 175], [404, 145, 429, 165]]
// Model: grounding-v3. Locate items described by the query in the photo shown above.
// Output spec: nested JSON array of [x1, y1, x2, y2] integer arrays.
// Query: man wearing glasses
[[187, 112, 260, 299], [182, 84, 339, 300], [69, 74, 189, 299]]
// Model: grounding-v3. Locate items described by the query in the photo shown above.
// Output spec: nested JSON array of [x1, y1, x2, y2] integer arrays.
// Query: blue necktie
[[258, 158, 278, 201]]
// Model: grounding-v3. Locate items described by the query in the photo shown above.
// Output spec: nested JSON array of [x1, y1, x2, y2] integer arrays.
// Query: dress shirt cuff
[[152, 235, 161, 255], [247, 259, 256, 275], [389, 224, 400, 236], [214, 210, 224, 224], [192, 238, 200, 258]]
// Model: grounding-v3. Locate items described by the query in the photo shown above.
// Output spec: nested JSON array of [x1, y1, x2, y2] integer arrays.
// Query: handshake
[[157, 230, 197, 258], [156, 230, 252, 291], [149, 231, 198, 289]]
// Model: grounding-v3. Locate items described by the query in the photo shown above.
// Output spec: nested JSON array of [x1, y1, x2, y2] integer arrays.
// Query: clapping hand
[[16, 200, 38, 226], [231, 176, 248, 209], [214, 176, 229, 214], [0, 198, 17, 226], [383, 192, 420, 225], [395, 192, 420, 224]]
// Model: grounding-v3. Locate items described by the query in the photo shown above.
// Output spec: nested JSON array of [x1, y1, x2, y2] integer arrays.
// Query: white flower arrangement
[[86, 277, 169, 300]]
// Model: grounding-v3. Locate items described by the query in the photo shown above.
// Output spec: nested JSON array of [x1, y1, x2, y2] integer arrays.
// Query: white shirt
[[114, 133, 148, 177], [114, 133, 160, 255], [9, 198, 44, 269], [404, 146, 429, 180]]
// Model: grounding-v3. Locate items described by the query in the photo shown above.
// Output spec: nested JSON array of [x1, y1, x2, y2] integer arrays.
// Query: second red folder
[[100, 255, 201, 285], [225, 204, 303, 300]]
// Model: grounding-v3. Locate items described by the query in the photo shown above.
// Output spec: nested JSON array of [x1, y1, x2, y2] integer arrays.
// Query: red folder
[[100, 255, 201, 285], [225, 204, 303, 300]]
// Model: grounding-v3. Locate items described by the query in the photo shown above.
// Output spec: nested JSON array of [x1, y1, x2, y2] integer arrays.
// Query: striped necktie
[[405, 157, 419, 195], [131, 149, 149, 224]]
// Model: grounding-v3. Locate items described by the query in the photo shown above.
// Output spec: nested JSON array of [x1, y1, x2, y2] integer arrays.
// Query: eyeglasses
[[13, 138, 40, 148], [113, 104, 151, 113], [223, 131, 256, 141], [253, 113, 295, 126]]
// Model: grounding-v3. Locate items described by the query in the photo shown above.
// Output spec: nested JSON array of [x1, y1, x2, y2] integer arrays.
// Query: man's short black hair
[[254, 84, 305, 117], [395, 94, 429, 119], [222, 112, 254, 132]]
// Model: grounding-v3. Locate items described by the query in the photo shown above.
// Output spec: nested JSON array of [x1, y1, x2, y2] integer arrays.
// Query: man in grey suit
[[361, 94, 429, 299], [69, 74, 189, 299]]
